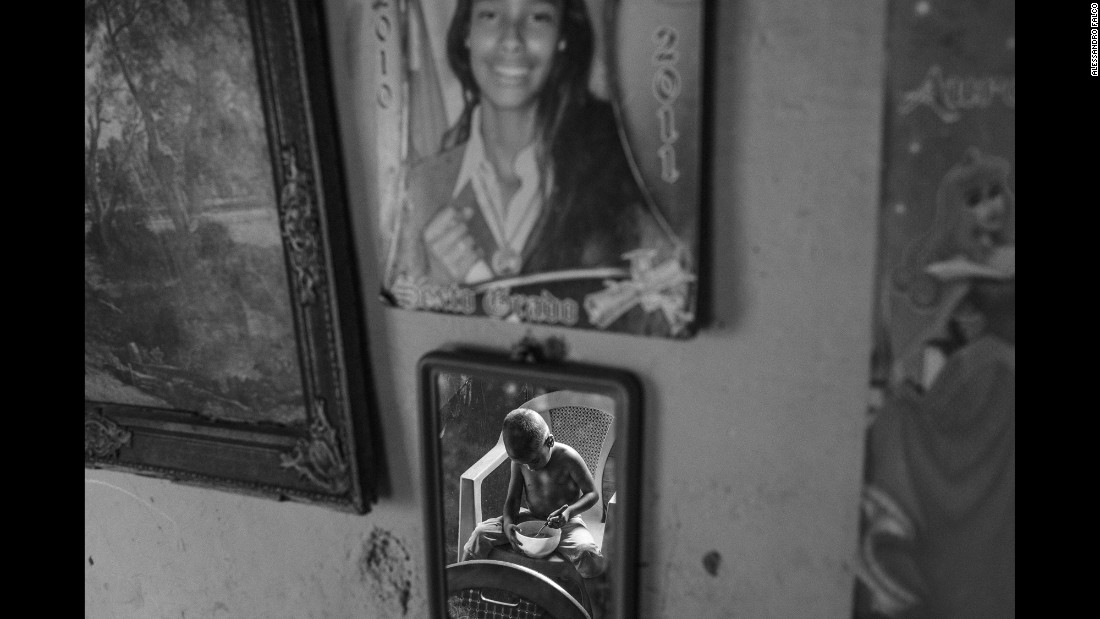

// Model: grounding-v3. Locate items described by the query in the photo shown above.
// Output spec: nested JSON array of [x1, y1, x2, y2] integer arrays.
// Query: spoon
[[530, 505, 568, 538]]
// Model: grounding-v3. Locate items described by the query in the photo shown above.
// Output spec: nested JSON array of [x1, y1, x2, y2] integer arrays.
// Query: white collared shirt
[[452, 107, 547, 279]]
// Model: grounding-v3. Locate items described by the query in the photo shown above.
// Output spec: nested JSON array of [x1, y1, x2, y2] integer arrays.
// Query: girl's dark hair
[[443, 0, 595, 151]]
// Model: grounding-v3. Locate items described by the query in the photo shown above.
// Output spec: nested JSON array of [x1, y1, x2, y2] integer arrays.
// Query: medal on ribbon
[[491, 247, 521, 277]]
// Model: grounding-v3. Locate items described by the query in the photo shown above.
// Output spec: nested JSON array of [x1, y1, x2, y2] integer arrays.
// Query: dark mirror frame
[[419, 348, 643, 618], [84, 0, 378, 514]]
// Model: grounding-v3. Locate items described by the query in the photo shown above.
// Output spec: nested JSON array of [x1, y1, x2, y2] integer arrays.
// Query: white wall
[[84, 0, 885, 616]]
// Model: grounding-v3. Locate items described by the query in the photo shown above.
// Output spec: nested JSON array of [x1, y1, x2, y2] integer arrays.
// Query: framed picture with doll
[[850, 0, 1015, 616]]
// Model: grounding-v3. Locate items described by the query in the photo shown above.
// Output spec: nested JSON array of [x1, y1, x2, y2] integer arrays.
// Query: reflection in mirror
[[421, 351, 640, 619]]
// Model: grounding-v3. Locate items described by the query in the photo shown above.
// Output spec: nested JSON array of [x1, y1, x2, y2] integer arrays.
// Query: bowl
[[513, 520, 562, 558]]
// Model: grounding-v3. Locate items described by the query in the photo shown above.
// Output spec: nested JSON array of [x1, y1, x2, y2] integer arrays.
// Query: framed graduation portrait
[[362, 0, 708, 338]]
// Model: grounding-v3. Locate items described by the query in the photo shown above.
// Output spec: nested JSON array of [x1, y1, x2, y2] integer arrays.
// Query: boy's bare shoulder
[[551, 442, 587, 467]]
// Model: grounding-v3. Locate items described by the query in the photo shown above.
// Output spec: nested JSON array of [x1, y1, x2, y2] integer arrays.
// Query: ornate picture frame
[[364, 0, 709, 338], [419, 347, 643, 618], [85, 0, 378, 513]]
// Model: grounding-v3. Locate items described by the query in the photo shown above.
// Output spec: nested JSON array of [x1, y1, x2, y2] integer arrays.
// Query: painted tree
[[85, 0, 304, 422], [84, 0, 272, 258]]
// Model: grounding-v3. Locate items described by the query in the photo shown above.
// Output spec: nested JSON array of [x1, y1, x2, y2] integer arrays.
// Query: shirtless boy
[[461, 407, 607, 578]]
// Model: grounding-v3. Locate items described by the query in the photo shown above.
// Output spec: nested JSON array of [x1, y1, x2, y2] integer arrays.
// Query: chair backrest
[[445, 560, 591, 619], [516, 390, 615, 526]]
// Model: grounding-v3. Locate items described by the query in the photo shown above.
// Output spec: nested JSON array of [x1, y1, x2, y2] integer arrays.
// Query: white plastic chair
[[458, 390, 616, 553]]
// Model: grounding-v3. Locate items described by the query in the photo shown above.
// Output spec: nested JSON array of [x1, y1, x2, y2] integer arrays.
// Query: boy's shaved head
[[503, 408, 549, 457]]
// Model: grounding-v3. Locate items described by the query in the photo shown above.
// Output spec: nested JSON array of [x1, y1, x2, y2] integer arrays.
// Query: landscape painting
[[85, 0, 378, 513], [85, 0, 304, 425]]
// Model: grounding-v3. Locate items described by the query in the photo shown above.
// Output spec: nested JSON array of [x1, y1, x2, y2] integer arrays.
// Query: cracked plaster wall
[[84, 0, 885, 616]]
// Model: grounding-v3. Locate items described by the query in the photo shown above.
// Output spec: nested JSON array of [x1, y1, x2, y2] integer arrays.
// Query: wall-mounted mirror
[[419, 349, 642, 618]]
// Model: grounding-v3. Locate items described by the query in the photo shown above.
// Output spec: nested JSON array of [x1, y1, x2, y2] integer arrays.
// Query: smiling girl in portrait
[[390, 0, 674, 291]]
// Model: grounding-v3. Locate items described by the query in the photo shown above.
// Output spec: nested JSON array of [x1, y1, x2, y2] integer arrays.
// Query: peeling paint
[[703, 551, 722, 576], [357, 527, 413, 616]]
